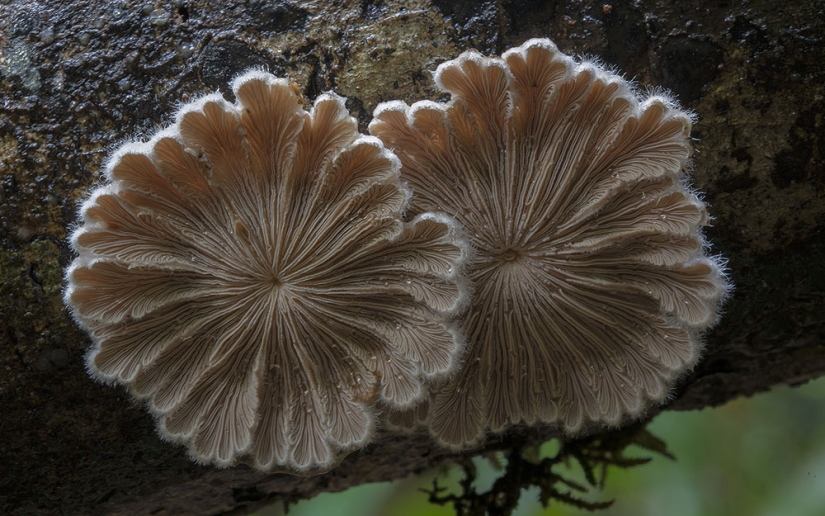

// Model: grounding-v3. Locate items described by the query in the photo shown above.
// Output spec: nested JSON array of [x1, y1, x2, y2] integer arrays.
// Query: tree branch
[[1, 1, 823, 515]]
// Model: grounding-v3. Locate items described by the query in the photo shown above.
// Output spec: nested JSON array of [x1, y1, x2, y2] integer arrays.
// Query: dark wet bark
[[1, 1, 823, 514]]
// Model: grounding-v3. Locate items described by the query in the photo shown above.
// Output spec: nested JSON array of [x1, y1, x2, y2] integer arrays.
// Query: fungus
[[64, 71, 469, 471], [370, 39, 729, 448]]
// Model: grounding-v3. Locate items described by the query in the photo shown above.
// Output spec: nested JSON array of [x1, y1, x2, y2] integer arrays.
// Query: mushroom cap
[[370, 39, 729, 448], [64, 70, 470, 471]]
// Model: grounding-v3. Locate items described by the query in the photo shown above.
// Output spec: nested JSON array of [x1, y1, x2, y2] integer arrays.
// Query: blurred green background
[[256, 377, 825, 516]]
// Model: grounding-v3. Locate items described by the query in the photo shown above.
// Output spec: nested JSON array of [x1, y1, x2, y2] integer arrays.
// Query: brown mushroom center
[[500, 248, 521, 262], [490, 245, 528, 265], [263, 274, 291, 298]]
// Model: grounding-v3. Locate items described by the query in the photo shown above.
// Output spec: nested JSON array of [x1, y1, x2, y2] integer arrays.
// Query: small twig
[[423, 423, 675, 516]]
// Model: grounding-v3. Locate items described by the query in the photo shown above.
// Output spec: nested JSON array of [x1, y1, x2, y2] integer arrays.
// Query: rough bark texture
[[1, 0, 823, 515]]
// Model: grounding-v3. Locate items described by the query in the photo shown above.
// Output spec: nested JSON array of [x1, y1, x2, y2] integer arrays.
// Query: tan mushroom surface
[[64, 71, 469, 472], [370, 39, 729, 448]]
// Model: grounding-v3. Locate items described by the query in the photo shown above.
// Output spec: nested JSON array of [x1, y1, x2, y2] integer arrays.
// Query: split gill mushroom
[[370, 38, 730, 449], [64, 70, 470, 472]]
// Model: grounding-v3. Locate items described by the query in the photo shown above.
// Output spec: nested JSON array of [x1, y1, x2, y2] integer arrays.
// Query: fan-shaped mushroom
[[370, 39, 729, 448], [65, 71, 469, 471]]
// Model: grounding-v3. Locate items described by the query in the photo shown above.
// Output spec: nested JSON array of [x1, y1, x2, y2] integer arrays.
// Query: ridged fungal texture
[[370, 38, 729, 448], [64, 71, 470, 472]]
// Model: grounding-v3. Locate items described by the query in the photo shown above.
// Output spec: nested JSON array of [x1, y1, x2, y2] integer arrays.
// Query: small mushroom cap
[[370, 38, 729, 448], [65, 70, 470, 471]]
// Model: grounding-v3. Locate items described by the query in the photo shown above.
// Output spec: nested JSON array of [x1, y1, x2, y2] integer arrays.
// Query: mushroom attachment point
[[65, 71, 469, 472], [370, 39, 729, 449]]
